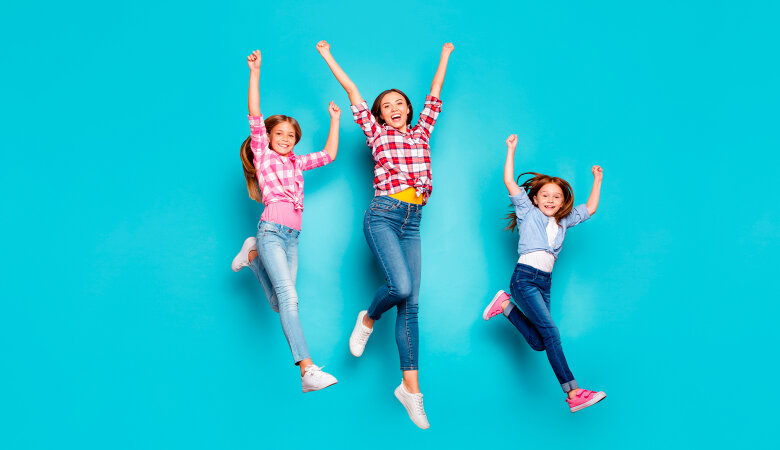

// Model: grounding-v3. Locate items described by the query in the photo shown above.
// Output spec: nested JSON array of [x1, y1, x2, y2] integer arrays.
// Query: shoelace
[[305, 365, 327, 378], [357, 326, 372, 342], [412, 393, 426, 416]]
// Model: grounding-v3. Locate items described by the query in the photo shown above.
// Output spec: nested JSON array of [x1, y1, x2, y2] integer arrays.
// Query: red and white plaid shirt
[[248, 115, 332, 211], [350, 95, 442, 205]]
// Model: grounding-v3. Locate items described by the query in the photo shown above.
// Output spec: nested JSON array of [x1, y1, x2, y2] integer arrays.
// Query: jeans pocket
[[259, 225, 281, 241], [369, 199, 396, 212]]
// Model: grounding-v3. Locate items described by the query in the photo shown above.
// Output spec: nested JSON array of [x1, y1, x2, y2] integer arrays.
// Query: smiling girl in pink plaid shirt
[[317, 40, 454, 429], [231, 50, 340, 394]]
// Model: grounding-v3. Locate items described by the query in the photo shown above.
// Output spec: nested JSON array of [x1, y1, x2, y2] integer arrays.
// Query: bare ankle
[[500, 300, 510, 311], [362, 315, 374, 329], [401, 370, 420, 394], [298, 359, 314, 376], [248, 250, 257, 263]]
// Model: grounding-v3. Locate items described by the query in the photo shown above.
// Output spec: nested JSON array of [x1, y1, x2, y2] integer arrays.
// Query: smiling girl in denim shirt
[[482, 134, 607, 413]]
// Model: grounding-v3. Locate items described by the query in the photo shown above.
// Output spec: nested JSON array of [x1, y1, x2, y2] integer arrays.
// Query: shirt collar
[[383, 123, 411, 135], [274, 151, 297, 162]]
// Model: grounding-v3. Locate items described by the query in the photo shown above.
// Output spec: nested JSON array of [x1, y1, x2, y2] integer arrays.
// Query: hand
[[247, 50, 261, 71], [592, 165, 603, 179], [316, 40, 331, 55], [506, 134, 518, 151], [328, 101, 341, 119], [442, 43, 454, 55]]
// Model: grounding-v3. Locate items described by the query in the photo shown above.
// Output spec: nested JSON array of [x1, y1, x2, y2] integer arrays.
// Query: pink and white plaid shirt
[[248, 115, 332, 211], [351, 95, 442, 205]]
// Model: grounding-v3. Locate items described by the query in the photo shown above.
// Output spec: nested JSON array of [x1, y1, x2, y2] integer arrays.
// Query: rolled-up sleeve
[[560, 204, 591, 229], [510, 192, 533, 221], [248, 115, 270, 160], [299, 150, 332, 172], [351, 101, 380, 142], [413, 95, 442, 141]]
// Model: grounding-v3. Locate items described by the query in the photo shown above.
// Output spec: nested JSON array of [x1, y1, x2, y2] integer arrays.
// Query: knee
[[388, 278, 413, 300], [273, 282, 296, 299], [276, 294, 299, 313], [541, 328, 561, 346]]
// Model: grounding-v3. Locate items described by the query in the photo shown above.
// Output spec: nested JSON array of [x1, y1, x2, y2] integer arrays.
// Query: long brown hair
[[505, 172, 574, 231], [240, 115, 302, 203], [371, 89, 413, 126]]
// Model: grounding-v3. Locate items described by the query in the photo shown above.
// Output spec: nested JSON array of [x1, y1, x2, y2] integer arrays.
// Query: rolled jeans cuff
[[561, 380, 579, 393]]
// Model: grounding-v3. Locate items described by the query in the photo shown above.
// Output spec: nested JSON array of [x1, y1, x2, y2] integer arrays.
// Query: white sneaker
[[301, 365, 338, 393], [231, 237, 257, 272], [394, 383, 430, 429], [349, 311, 373, 357]]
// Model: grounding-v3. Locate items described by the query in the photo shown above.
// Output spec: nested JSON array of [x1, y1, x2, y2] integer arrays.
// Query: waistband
[[258, 220, 301, 238], [514, 262, 552, 281], [371, 195, 423, 212]]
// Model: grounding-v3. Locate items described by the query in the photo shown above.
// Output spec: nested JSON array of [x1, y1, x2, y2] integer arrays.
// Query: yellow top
[[388, 187, 423, 204]]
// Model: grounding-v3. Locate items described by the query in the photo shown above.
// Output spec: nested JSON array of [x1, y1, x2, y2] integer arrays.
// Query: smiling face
[[533, 182, 565, 217], [268, 121, 297, 156], [379, 91, 410, 132]]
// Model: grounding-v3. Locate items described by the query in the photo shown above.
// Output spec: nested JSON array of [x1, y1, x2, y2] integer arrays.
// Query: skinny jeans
[[363, 196, 422, 371], [248, 220, 310, 364], [504, 263, 579, 393]]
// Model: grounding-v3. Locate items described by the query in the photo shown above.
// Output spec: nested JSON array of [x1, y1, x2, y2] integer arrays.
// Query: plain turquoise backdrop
[[2, 0, 778, 448]]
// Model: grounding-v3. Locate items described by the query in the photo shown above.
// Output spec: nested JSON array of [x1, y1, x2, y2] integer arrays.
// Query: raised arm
[[316, 41, 364, 105], [429, 43, 454, 99], [504, 134, 523, 196], [586, 166, 603, 216], [324, 102, 340, 161], [247, 50, 261, 116]]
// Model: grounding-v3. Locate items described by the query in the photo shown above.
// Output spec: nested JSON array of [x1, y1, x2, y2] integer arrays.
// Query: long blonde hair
[[240, 115, 302, 203]]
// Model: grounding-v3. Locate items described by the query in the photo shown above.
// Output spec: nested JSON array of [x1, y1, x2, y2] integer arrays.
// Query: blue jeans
[[505, 263, 579, 393], [248, 220, 310, 364], [363, 196, 422, 371]]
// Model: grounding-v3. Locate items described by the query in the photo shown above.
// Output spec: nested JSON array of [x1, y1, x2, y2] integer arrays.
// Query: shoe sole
[[302, 380, 338, 393], [482, 291, 508, 321], [349, 311, 369, 357], [569, 392, 606, 412], [394, 386, 430, 430]]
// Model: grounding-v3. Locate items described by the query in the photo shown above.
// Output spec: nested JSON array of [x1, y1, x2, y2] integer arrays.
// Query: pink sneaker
[[482, 290, 511, 321], [566, 389, 606, 412]]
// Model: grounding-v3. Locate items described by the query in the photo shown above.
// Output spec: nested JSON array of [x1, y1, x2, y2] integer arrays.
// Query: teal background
[[2, 0, 778, 448]]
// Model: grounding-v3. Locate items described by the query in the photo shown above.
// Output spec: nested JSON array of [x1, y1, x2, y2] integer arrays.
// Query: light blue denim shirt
[[510, 192, 590, 260]]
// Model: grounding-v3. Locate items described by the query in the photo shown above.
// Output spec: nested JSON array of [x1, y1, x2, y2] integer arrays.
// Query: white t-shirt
[[517, 216, 558, 272]]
